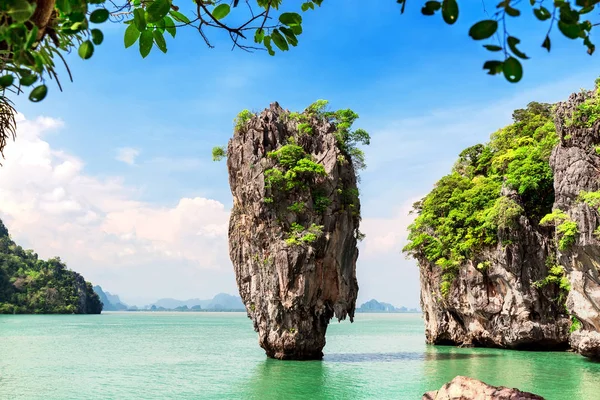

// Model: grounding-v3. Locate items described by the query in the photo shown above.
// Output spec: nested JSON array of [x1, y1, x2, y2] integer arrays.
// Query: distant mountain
[[356, 299, 420, 313], [151, 293, 245, 311], [93, 286, 128, 311]]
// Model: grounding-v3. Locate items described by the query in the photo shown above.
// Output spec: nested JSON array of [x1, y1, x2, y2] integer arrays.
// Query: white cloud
[[360, 197, 420, 257], [115, 147, 140, 165], [0, 116, 234, 304]]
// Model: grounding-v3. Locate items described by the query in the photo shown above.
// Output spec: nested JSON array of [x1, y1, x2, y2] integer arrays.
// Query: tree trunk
[[32, 0, 57, 41]]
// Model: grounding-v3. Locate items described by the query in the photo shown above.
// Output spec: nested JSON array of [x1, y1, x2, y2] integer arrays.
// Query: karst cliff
[[223, 101, 368, 359], [405, 81, 600, 359]]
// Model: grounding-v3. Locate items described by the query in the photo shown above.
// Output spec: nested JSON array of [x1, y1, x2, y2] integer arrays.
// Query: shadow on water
[[324, 351, 498, 363], [241, 358, 355, 400]]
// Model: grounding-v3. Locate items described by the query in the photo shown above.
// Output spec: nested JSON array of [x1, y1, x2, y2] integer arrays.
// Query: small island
[[0, 219, 101, 314], [355, 299, 420, 313]]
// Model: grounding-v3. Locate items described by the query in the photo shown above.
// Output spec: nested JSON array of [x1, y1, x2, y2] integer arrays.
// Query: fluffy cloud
[[360, 197, 420, 257], [0, 115, 232, 304], [115, 147, 140, 165]]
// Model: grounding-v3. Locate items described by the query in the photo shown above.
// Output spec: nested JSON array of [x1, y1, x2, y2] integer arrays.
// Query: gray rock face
[[423, 376, 545, 400], [551, 90, 600, 359], [419, 200, 570, 349], [226, 103, 360, 359]]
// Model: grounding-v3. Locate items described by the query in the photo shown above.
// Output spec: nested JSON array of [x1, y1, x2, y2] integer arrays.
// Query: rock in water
[[405, 101, 571, 350], [225, 102, 368, 359], [405, 80, 600, 360], [551, 89, 600, 359], [423, 376, 545, 400]]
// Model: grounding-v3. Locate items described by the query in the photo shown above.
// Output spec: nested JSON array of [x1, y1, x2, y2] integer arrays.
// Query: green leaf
[[0, 75, 14, 88], [212, 4, 231, 20], [19, 74, 37, 86], [421, 1, 441, 15], [164, 16, 176, 38], [301, 2, 314, 11], [559, 4, 579, 25], [290, 24, 302, 35], [147, 0, 171, 23], [55, 0, 71, 14], [7, 0, 35, 23], [90, 9, 110, 24], [78, 40, 94, 60], [542, 35, 551, 52], [264, 36, 275, 56], [91, 29, 104, 45], [155, 18, 166, 32], [507, 36, 529, 59], [124, 23, 140, 48], [503, 56, 522, 83], [581, 20, 592, 32], [279, 12, 302, 26], [70, 21, 87, 32], [483, 60, 503, 75], [170, 10, 190, 24], [558, 21, 581, 39], [271, 29, 289, 51], [468, 20, 498, 40], [29, 85, 48, 102], [25, 26, 39, 49], [483, 44, 502, 52], [504, 5, 520, 17], [584, 36, 595, 55], [134, 8, 147, 31], [533, 7, 551, 21], [254, 28, 265, 44], [70, 12, 86, 23], [441, 0, 458, 25], [139, 30, 153, 58], [279, 27, 298, 47], [153, 30, 167, 53]]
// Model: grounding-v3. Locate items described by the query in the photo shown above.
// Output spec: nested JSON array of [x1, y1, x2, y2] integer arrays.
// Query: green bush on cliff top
[[403, 102, 558, 293]]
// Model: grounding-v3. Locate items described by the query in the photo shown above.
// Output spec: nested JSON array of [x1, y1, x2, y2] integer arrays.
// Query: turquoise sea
[[1, 312, 599, 399]]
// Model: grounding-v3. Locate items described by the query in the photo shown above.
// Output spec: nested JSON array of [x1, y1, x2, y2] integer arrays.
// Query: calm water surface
[[1, 313, 599, 399]]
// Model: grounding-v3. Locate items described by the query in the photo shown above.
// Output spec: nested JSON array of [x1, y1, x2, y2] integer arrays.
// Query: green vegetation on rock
[[404, 102, 557, 294], [234, 109, 255, 133], [0, 219, 102, 314], [212, 146, 227, 161], [566, 80, 600, 128], [578, 190, 600, 237], [533, 254, 570, 306], [540, 209, 579, 251]]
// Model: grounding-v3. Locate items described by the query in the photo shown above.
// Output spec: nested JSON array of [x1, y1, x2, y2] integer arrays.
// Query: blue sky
[[3, 1, 600, 307]]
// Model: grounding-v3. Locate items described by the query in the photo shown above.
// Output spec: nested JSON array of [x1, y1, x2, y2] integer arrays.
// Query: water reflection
[[243, 358, 359, 400], [324, 351, 498, 363]]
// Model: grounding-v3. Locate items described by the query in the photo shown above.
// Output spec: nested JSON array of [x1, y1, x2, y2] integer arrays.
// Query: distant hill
[[93, 286, 128, 311], [0, 219, 101, 314], [151, 293, 245, 311], [356, 299, 420, 313]]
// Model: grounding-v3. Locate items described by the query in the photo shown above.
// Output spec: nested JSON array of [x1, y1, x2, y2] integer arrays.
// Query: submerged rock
[[225, 102, 367, 359], [423, 376, 545, 400]]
